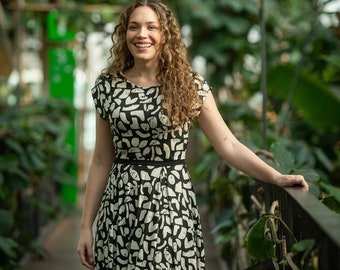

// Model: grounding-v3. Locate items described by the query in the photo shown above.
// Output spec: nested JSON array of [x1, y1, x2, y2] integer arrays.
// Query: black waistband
[[114, 158, 186, 166]]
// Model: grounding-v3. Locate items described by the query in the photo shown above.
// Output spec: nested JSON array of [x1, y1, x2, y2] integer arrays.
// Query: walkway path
[[21, 213, 84, 270], [21, 208, 224, 270]]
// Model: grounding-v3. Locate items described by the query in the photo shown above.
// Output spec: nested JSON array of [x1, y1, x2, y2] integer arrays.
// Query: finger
[[87, 247, 94, 267], [301, 179, 309, 190], [292, 175, 309, 190], [78, 246, 94, 269], [296, 175, 309, 190]]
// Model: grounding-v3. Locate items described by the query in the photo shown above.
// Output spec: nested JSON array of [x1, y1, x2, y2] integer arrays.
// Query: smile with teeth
[[135, 43, 152, 48]]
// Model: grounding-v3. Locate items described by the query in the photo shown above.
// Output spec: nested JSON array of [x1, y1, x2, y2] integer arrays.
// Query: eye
[[128, 24, 138, 30], [148, 25, 159, 30]]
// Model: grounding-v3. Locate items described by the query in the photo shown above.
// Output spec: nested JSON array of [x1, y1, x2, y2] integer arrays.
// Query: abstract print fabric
[[91, 73, 210, 270]]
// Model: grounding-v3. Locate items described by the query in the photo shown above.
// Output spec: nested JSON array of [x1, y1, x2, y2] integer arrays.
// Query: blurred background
[[1, 0, 340, 269]]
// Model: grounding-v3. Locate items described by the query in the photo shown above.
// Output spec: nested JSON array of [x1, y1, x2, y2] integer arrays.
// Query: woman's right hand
[[77, 227, 94, 269]]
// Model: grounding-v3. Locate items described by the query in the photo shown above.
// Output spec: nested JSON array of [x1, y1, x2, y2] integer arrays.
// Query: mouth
[[135, 42, 152, 48]]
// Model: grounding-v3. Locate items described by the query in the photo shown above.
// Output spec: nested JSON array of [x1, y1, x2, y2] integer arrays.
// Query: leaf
[[0, 236, 19, 258], [270, 142, 295, 174], [291, 239, 315, 261], [321, 196, 340, 215], [210, 177, 229, 193], [4, 138, 23, 154], [320, 182, 340, 204], [267, 65, 340, 131], [313, 147, 333, 172], [305, 181, 321, 198], [322, 54, 340, 83], [0, 156, 19, 171], [222, 0, 258, 14], [212, 209, 234, 233], [292, 168, 320, 183], [244, 215, 276, 260], [0, 209, 14, 234], [193, 151, 217, 179], [291, 239, 315, 252], [224, 16, 250, 35], [29, 240, 47, 259], [293, 143, 315, 168], [7, 173, 29, 191], [215, 231, 237, 244], [228, 168, 241, 182]]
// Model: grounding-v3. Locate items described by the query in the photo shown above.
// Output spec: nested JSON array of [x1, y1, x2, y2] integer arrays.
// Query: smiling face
[[126, 6, 162, 66]]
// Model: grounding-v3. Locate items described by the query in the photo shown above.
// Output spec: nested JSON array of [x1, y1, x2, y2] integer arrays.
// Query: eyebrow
[[128, 21, 159, 25]]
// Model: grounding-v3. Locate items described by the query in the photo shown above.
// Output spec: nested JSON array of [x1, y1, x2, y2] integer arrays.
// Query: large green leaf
[[244, 215, 276, 260], [292, 168, 320, 183], [267, 65, 340, 131], [270, 142, 295, 174]]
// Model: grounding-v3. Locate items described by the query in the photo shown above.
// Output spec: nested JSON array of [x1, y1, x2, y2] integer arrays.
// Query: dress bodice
[[91, 73, 210, 162]]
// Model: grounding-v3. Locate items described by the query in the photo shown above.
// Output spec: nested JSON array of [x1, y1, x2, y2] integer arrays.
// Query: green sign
[[47, 11, 75, 42], [48, 10, 77, 205]]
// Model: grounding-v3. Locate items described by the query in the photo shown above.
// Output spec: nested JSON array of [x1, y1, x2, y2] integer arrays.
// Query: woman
[[77, 0, 309, 269]]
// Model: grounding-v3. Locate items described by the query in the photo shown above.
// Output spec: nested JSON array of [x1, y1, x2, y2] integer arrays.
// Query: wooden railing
[[264, 184, 340, 270]]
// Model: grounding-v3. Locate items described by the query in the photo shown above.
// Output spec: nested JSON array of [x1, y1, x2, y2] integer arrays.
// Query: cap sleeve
[[90, 74, 112, 120], [194, 73, 211, 104]]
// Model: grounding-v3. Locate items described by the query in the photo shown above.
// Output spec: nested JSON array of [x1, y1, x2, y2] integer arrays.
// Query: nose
[[137, 26, 147, 38]]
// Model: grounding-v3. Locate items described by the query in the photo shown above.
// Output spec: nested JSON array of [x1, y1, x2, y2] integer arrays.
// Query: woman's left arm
[[197, 91, 308, 190]]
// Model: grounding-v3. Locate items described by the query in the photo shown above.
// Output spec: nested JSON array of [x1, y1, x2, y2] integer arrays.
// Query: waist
[[114, 158, 186, 166]]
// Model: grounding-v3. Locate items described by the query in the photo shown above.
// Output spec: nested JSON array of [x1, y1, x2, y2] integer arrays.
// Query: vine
[[244, 198, 318, 269]]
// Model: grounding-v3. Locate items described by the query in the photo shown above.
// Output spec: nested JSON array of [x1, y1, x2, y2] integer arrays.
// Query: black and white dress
[[91, 72, 211, 270]]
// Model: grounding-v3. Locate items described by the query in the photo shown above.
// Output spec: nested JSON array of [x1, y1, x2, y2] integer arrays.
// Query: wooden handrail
[[264, 184, 340, 269], [285, 187, 340, 247]]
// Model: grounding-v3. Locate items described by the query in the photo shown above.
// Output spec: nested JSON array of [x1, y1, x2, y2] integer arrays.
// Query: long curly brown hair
[[104, 0, 202, 128]]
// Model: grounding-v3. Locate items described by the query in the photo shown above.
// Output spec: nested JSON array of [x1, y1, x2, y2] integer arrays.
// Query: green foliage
[[193, 103, 329, 269], [0, 97, 75, 269], [244, 212, 317, 268], [322, 54, 340, 83], [291, 239, 316, 262], [211, 208, 237, 247], [173, 1, 340, 190], [172, 0, 258, 88], [0, 236, 19, 260], [267, 65, 340, 131], [319, 181, 340, 214], [270, 142, 296, 173], [244, 215, 276, 260]]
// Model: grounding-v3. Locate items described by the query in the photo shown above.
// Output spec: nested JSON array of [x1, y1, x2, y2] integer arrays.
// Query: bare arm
[[78, 113, 115, 269], [198, 91, 308, 189], [81, 113, 115, 229]]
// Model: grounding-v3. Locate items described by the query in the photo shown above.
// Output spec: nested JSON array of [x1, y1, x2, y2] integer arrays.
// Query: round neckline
[[118, 72, 161, 89]]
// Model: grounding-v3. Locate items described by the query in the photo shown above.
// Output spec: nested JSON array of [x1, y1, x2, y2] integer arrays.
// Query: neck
[[125, 61, 160, 87], [134, 59, 159, 76]]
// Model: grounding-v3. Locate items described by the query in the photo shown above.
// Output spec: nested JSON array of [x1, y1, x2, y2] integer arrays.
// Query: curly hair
[[104, 0, 202, 128]]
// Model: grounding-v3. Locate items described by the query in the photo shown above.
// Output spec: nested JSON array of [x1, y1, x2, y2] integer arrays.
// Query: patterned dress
[[91, 72, 211, 270]]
